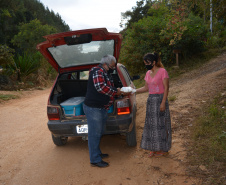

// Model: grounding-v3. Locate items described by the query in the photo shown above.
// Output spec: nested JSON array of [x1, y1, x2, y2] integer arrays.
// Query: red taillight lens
[[117, 107, 130, 115], [117, 99, 130, 115], [47, 106, 60, 120]]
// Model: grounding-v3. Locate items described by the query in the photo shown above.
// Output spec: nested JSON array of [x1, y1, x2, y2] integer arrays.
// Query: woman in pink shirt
[[136, 53, 172, 157]]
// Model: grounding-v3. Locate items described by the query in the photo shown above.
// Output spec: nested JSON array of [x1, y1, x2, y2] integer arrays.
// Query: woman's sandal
[[148, 151, 155, 157], [154, 151, 169, 157]]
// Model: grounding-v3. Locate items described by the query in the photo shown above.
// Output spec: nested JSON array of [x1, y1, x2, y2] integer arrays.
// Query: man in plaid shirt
[[83, 55, 121, 168]]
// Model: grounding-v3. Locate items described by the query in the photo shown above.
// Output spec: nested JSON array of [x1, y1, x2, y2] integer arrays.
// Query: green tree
[[177, 13, 208, 57], [120, 0, 153, 30], [160, 1, 189, 46], [119, 1, 208, 75], [0, 0, 70, 49], [119, 2, 170, 75], [11, 19, 57, 53], [182, 0, 226, 26]]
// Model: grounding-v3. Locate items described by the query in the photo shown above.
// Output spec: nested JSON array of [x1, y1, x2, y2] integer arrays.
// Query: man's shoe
[[91, 160, 109, 168], [100, 153, 109, 159]]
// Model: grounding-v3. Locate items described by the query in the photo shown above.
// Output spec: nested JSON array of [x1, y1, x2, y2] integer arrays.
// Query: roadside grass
[[168, 95, 177, 102], [188, 92, 226, 184], [0, 94, 19, 101]]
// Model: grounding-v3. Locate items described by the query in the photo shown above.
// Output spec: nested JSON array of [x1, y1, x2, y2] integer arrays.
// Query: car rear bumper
[[48, 114, 133, 137]]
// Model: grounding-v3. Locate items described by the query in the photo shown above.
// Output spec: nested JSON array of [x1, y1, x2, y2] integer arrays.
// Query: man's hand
[[116, 88, 132, 96], [116, 88, 121, 96]]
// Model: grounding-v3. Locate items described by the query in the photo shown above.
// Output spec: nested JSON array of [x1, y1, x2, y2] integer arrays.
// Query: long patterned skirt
[[140, 94, 172, 152]]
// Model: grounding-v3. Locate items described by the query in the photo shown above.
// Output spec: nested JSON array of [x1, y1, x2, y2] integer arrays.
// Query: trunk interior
[[49, 70, 123, 117]]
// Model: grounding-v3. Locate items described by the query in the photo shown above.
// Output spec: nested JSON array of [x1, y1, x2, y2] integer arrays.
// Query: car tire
[[126, 111, 137, 147], [126, 124, 137, 146], [52, 134, 68, 146]]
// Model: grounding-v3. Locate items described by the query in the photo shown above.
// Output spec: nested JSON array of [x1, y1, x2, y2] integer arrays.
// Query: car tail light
[[47, 106, 60, 120], [117, 99, 130, 115]]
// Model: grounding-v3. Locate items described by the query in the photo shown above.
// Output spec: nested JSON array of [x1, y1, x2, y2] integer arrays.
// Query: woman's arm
[[160, 78, 169, 111], [136, 82, 149, 94]]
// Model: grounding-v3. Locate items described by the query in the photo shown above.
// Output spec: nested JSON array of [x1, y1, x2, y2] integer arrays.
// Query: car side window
[[80, 71, 89, 80], [119, 66, 132, 86], [71, 72, 78, 79]]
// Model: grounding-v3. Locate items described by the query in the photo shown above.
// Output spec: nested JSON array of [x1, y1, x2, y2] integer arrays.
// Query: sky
[[40, 0, 138, 33]]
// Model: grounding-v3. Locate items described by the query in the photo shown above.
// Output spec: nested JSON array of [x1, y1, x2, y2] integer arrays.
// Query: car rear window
[[48, 40, 114, 68]]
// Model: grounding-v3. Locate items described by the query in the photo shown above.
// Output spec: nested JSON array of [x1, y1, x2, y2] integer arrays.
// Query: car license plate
[[76, 125, 88, 134]]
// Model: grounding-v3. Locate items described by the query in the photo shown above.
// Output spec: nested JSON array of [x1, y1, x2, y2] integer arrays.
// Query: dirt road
[[0, 53, 225, 185]]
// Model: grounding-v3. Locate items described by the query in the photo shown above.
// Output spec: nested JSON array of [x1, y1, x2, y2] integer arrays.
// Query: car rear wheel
[[126, 111, 137, 146], [126, 124, 137, 146], [52, 134, 68, 146]]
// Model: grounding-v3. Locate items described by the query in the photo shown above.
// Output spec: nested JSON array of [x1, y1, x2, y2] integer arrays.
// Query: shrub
[[175, 13, 208, 60], [7, 52, 41, 81], [0, 44, 15, 67]]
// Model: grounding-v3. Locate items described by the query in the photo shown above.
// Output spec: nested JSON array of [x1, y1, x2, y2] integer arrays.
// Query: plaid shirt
[[91, 65, 117, 109]]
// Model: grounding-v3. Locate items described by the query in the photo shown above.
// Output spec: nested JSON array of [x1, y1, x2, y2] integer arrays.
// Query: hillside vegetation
[[0, 0, 225, 90], [0, 0, 70, 89]]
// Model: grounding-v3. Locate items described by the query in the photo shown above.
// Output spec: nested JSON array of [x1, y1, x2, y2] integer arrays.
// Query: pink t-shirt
[[144, 68, 169, 94]]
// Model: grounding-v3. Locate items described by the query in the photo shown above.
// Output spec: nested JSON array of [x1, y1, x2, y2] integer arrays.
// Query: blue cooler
[[60, 97, 85, 116]]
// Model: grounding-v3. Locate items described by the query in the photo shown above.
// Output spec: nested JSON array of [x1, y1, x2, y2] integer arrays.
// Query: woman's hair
[[100, 55, 116, 65], [143, 52, 164, 68]]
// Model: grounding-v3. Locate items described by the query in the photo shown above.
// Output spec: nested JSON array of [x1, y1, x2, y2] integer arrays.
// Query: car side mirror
[[132, 75, 140, 81]]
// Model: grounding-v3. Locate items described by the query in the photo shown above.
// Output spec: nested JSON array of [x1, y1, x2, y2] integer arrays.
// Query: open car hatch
[[36, 28, 122, 74]]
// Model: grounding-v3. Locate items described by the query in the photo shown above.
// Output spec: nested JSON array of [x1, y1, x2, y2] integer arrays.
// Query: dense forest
[[119, 0, 225, 75], [0, 0, 225, 89], [0, 0, 70, 47], [0, 0, 70, 88]]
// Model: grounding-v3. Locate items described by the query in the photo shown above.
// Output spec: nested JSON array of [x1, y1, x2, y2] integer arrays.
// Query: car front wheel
[[52, 134, 68, 146]]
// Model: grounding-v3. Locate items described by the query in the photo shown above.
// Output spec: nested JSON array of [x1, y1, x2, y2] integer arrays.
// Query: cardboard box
[[60, 97, 85, 116]]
